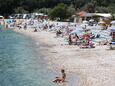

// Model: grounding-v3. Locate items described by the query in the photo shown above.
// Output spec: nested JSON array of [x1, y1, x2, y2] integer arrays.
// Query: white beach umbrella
[[70, 28, 83, 35], [111, 27, 115, 32], [83, 20, 88, 24], [110, 20, 115, 24], [89, 19, 94, 22]]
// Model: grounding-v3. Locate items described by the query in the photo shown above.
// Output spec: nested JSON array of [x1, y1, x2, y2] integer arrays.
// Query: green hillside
[[0, 0, 115, 17]]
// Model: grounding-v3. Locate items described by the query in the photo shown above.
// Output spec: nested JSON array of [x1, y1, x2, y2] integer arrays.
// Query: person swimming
[[53, 69, 66, 83]]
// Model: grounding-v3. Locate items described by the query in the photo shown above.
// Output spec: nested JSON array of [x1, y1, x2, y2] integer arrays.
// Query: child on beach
[[53, 69, 66, 83]]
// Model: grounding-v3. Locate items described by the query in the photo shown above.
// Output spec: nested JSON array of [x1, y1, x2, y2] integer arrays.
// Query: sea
[[0, 29, 77, 86]]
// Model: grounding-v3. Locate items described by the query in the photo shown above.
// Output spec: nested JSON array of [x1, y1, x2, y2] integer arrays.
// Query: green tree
[[0, 0, 115, 17], [66, 5, 76, 17], [0, 0, 71, 16], [49, 3, 67, 20], [96, 6, 109, 13], [34, 8, 49, 14], [72, 0, 91, 10], [14, 7, 28, 14], [108, 4, 115, 13], [83, 3, 95, 12]]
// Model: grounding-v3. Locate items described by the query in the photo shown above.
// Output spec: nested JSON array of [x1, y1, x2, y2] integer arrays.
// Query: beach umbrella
[[83, 20, 88, 24], [111, 28, 115, 32], [110, 21, 115, 24], [70, 30, 79, 34], [70, 28, 82, 35], [109, 26, 115, 32], [89, 19, 94, 22], [93, 38, 106, 42]]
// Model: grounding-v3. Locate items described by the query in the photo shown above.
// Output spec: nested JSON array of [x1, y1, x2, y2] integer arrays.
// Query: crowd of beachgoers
[[1, 18, 114, 49]]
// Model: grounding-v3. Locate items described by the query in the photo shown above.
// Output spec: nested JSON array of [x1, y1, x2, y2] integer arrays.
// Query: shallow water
[[0, 30, 77, 86], [0, 30, 59, 86]]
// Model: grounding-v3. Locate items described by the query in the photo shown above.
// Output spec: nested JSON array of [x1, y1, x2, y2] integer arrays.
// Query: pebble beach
[[14, 28, 115, 86]]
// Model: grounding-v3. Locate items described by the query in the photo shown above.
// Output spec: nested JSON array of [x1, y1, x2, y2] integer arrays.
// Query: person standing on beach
[[24, 23, 27, 30]]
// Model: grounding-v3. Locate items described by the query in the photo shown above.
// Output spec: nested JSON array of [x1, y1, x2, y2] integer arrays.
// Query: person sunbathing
[[53, 69, 66, 83], [33, 28, 37, 32]]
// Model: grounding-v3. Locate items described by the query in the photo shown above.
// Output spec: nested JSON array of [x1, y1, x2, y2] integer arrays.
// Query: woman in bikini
[[53, 69, 66, 83]]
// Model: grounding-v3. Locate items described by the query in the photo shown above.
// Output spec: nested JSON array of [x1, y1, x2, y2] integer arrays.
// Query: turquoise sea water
[[0, 30, 59, 86], [0, 30, 78, 86]]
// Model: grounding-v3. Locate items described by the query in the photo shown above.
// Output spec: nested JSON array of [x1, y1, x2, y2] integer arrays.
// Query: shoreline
[[14, 29, 115, 86]]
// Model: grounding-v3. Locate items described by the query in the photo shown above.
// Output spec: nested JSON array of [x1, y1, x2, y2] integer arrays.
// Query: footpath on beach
[[14, 28, 115, 86]]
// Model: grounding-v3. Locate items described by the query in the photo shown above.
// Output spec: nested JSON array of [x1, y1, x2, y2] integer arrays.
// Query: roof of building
[[76, 11, 112, 18]]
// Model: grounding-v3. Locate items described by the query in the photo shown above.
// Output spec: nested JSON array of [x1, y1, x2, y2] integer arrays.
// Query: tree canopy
[[72, 0, 115, 13], [0, 0, 115, 17], [0, 0, 71, 16]]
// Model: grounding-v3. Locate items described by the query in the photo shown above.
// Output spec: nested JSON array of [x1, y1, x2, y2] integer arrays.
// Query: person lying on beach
[[33, 28, 37, 32], [53, 69, 66, 83]]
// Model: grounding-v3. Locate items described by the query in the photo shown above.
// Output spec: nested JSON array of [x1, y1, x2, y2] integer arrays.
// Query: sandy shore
[[14, 29, 115, 86]]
